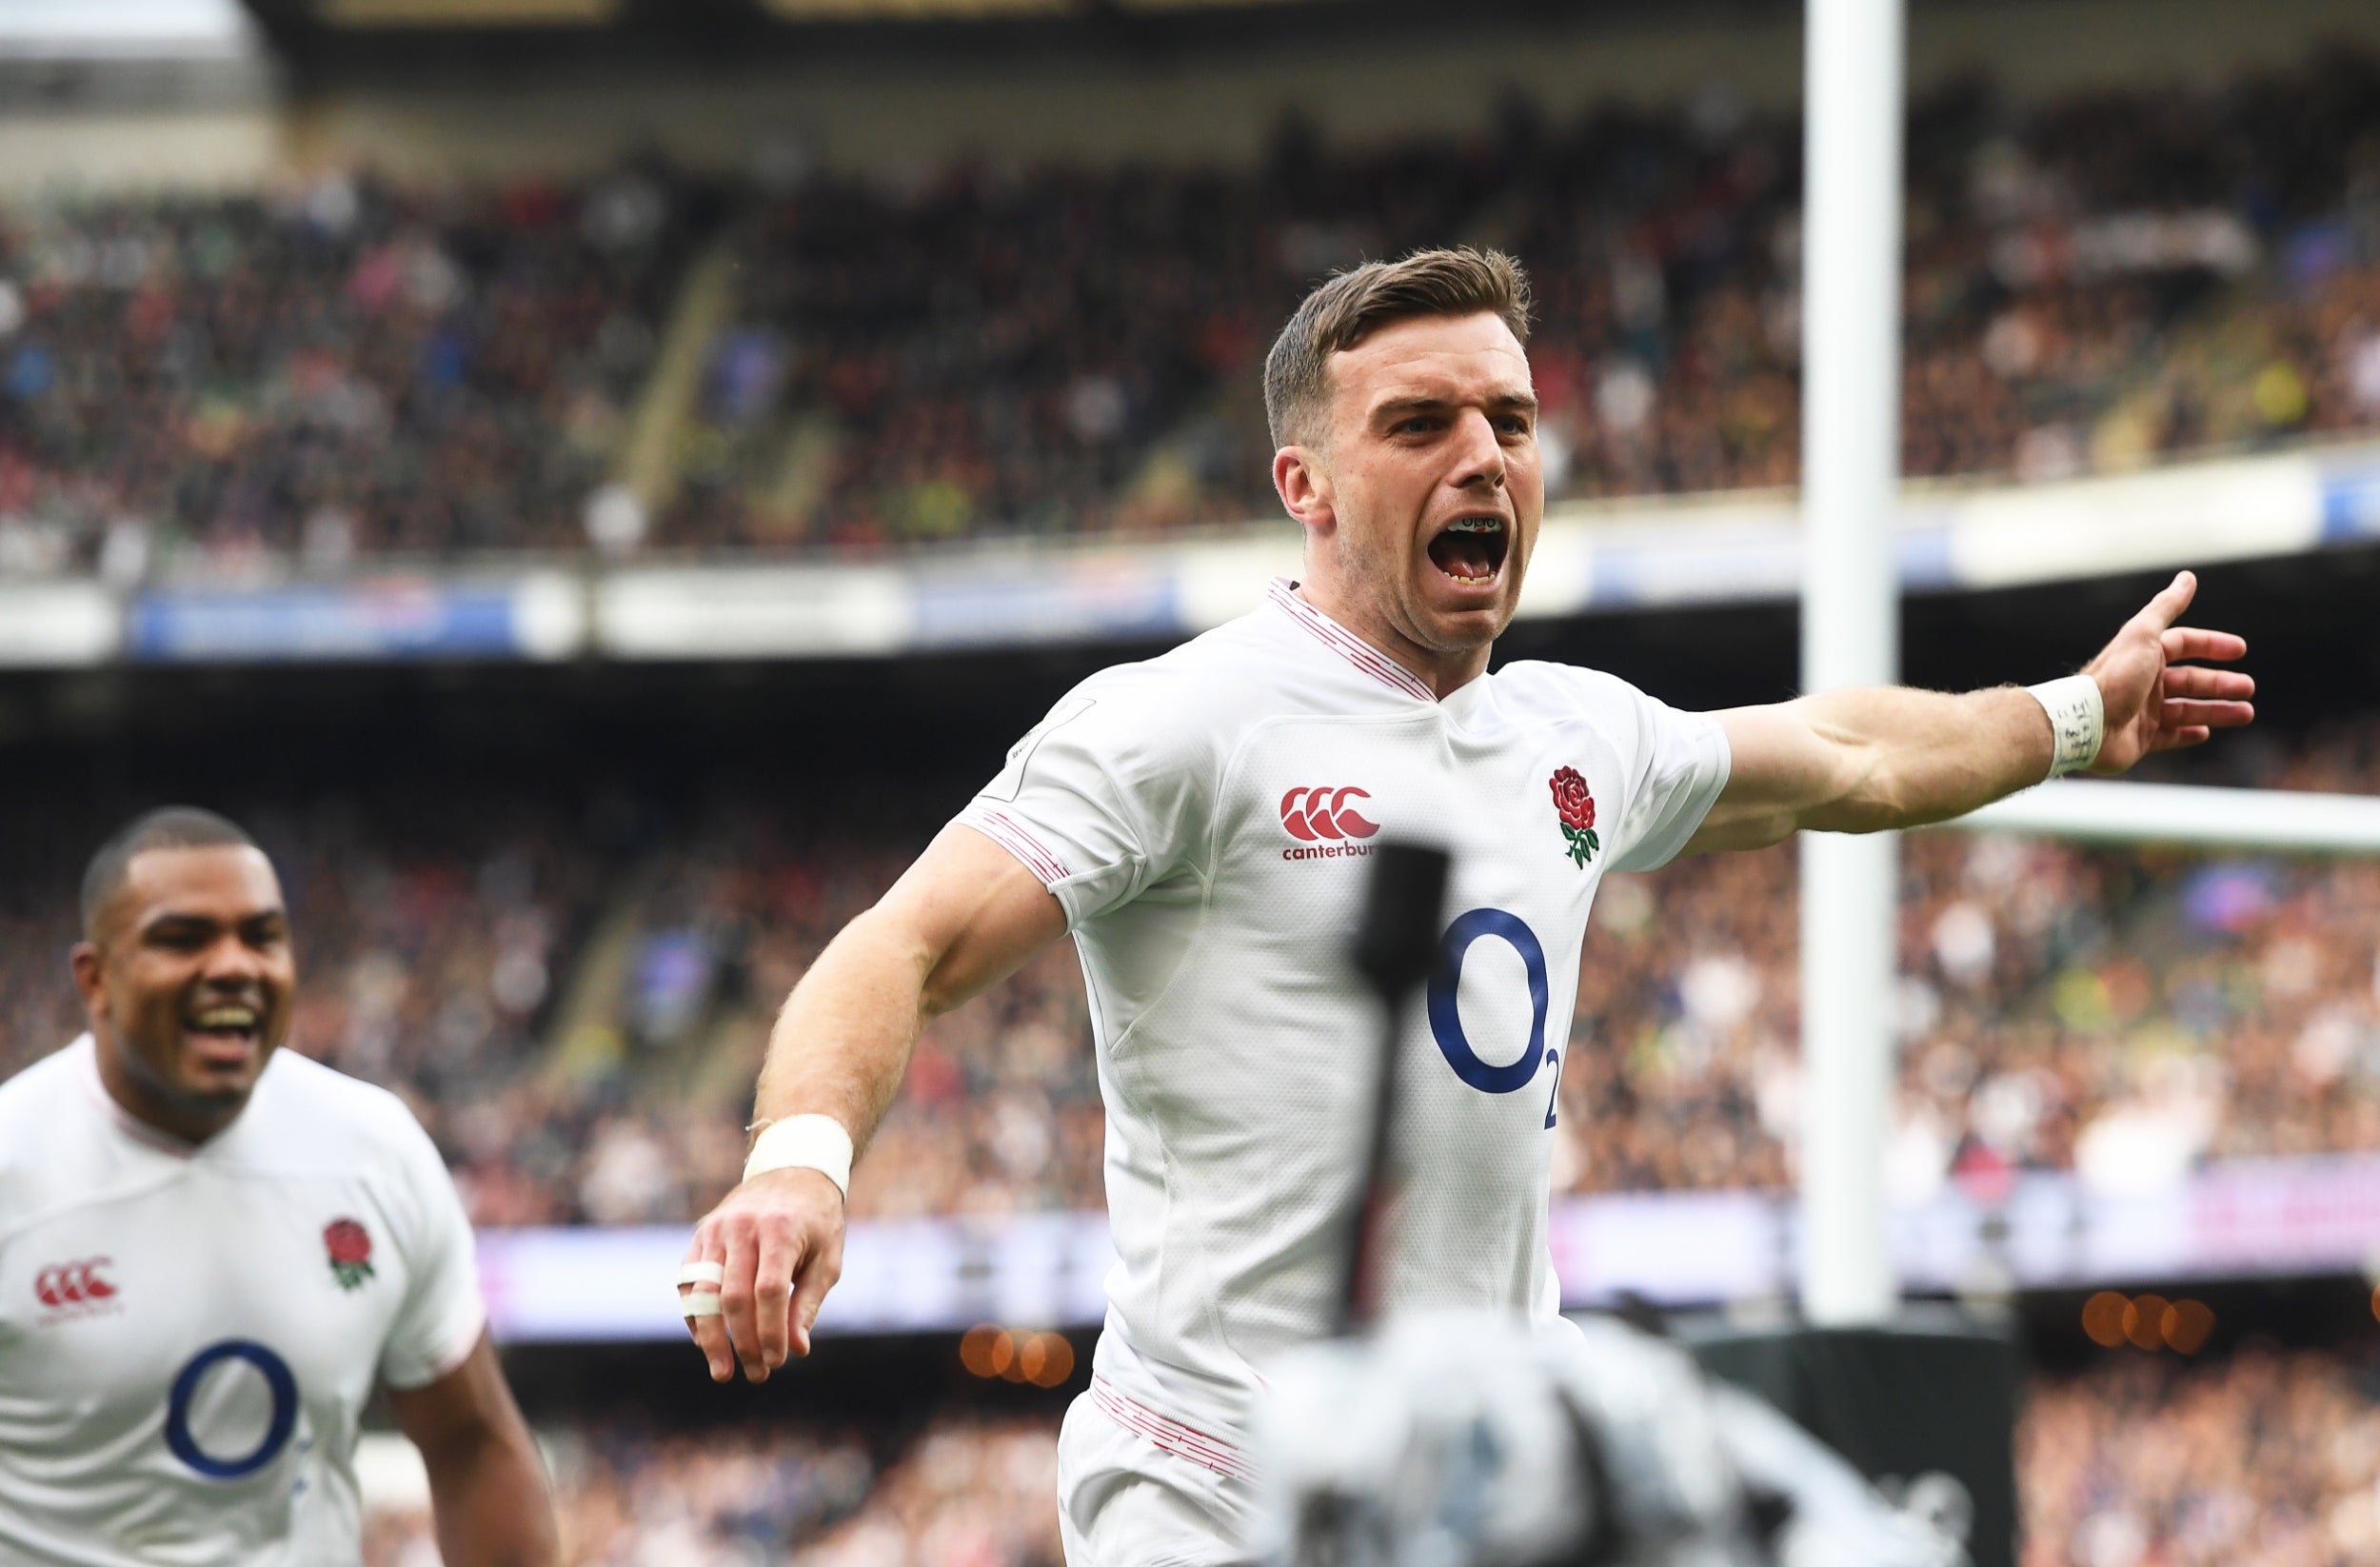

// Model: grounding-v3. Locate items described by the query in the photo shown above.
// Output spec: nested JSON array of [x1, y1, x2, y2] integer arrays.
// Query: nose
[[198, 932, 267, 988], [1448, 408, 1507, 492]]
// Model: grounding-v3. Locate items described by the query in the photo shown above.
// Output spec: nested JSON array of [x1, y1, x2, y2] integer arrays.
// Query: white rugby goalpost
[[1798, 0, 1908, 1325], [1797, 0, 2380, 1324]]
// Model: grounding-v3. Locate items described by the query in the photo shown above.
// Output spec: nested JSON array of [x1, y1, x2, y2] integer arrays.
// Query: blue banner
[[129, 582, 527, 663]]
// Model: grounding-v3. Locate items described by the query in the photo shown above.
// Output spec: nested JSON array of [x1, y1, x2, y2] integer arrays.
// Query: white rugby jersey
[[0, 1037, 485, 1566], [959, 579, 1730, 1451]]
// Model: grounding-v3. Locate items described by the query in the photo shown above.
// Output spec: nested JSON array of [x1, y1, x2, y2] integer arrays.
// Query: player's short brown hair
[[1262, 247, 1533, 449]]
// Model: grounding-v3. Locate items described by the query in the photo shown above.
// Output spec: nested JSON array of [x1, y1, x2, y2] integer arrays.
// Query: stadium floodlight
[[1952, 779, 2380, 855], [1799, 0, 1908, 1328]]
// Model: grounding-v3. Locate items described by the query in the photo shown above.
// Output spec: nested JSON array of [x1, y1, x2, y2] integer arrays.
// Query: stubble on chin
[[115, 1019, 259, 1120]]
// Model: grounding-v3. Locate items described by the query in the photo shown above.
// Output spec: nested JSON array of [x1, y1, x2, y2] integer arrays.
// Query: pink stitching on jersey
[[1091, 1377, 1252, 1480], [965, 808, 1071, 885], [1266, 580, 1436, 704]]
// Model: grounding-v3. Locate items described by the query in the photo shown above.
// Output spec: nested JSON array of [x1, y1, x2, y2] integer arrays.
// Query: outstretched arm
[[680, 823, 1066, 1384], [1684, 570, 2254, 855]]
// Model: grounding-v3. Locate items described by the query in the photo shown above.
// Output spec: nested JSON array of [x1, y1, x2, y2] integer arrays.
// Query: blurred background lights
[[2081, 1292, 2129, 1348], [961, 1325, 1074, 1388], [2081, 1292, 2214, 1355], [2121, 1294, 2170, 1351], [2160, 1299, 2215, 1356]]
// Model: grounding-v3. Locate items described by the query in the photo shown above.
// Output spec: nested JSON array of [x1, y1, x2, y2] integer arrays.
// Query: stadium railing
[[4, 435, 2377, 667]]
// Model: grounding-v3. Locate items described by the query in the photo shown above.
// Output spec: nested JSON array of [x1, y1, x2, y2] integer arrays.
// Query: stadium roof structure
[[1, 0, 258, 59], [0, 0, 273, 109]]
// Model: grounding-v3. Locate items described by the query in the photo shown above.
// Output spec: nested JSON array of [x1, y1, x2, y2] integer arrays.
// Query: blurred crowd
[[0, 783, 1103, 1228], [2021, 1345, 2380, 1567], [7, 53, 2380, 567], [0, 165, 699, 576], [4, 714, 2379, 1224], [356, 1341, 2380, 1566], [674, 50, 2380, 550], [1558, 720, 2380, 1200], [364, 1414, 1061, 1567]]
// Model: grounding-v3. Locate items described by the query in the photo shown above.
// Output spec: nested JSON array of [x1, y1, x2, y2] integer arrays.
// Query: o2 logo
[[1429, 908, 1563, 1127], [166, 1340, 298, 1479]]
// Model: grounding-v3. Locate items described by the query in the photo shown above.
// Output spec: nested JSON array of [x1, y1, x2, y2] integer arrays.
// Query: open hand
[[680, 1167, 845, 1383], [2082, 570, 2255, 774]]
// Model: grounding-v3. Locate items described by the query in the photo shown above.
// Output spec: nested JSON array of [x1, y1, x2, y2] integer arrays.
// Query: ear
[[1273, 444, 1336, 540], [70, 941, 106, 1019]]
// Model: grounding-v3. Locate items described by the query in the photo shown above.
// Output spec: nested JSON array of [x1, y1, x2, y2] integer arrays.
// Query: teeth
[[193, 1007, 257, 1029], [1446, 517, 1503, 533]]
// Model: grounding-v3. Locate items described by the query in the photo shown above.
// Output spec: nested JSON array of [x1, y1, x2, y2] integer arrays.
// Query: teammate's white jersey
[[958, 579, 1730, 1455], [0, 1036, 484, 1566]]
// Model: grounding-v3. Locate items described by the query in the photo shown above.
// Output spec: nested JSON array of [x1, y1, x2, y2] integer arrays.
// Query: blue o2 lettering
[[1428, 907, 1554, 1096], [166, 1340, 298, 1479]]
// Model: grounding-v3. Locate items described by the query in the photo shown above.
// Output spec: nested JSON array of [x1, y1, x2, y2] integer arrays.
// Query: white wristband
[[744, 1114, 854, 1199], [2026, 675, 2105, 778]]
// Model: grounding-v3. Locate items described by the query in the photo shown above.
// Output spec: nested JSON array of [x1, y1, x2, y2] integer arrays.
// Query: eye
[[1496, 413, 1535, 436]]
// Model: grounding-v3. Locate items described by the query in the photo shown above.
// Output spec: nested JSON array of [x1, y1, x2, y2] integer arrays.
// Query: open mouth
[[185, 1002, 263, 1060], [1425, 515, 1510, 588]]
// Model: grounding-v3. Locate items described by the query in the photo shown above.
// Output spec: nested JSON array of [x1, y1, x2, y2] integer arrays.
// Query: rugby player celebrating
[[680, 249, 2253, 1562], [0, 808, 558, 1566]]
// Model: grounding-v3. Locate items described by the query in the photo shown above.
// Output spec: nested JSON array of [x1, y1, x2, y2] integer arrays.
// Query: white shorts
[[1057, 1381, 1260, 1567]]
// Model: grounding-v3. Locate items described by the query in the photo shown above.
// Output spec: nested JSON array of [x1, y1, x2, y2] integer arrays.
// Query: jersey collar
[[1264, 579, 1438, 704], [71, 1031, 256, 1159]]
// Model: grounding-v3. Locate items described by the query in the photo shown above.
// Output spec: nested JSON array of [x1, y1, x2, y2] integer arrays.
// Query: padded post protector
[[1676, 1302, 2018, 1567]]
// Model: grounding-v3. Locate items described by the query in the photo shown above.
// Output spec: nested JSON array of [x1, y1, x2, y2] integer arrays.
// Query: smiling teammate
[[680, 248, 2254, 1563], [0, 807, 557, 1566]]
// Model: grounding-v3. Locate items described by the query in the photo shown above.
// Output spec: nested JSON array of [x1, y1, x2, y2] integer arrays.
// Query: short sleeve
[[955, 675, 1210, 929], [1607, 685, 1733, 873], [377, 1109, 486, 1391]]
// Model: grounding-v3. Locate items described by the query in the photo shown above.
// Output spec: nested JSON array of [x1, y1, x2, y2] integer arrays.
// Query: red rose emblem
[[1547, 766, 1600, 867], [325, 1219, 376, 1290], [1549, 767, 1596, 832]]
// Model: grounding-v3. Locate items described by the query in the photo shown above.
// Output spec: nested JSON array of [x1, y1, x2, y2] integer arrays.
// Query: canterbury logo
[[35, 1258, 116, 1308], [1280, 785, 1380, 843]]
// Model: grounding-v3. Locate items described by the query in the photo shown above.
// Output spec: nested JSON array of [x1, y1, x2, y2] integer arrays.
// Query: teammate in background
[[680, 248, 2255, 1562], [0, 808, 558, 1567]]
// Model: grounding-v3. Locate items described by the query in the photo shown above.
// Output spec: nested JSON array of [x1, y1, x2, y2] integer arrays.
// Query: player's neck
[[92, 1036, 248, 1146], [1292, 583, 1491, 700]]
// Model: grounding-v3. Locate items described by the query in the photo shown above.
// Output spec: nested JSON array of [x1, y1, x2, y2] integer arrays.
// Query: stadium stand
[[359, 1412, 1059, 1567], [353, 1345, 2380, 1565], [0, 165, 703, 574], [5, 53, 2380, 566], [14, 12, 2380, 1567], [6, 716, 2377, 1222], [2018, 1344, 2380, 1567]]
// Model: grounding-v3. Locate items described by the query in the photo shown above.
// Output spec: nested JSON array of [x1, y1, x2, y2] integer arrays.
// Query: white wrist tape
[[2027, 674, 2105, 778], [743, 1114, 854, 1199]]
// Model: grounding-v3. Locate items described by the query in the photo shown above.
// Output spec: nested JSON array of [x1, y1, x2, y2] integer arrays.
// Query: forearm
[[752, 907, 937, 1151], [686, 828, 1062, 1382], [749, 824, 1069, 1150], [426, 1428, 558, 1567], [1791, 684, 2053, 832]]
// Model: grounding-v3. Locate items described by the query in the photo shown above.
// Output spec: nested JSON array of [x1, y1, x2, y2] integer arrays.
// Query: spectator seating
[[4, 55, 2380, 566]]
